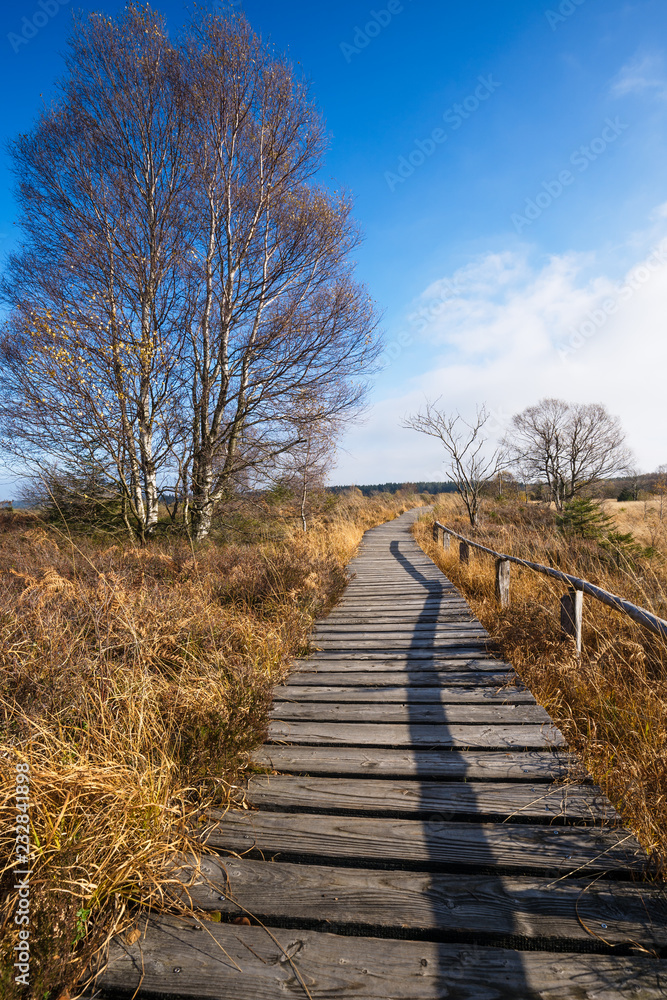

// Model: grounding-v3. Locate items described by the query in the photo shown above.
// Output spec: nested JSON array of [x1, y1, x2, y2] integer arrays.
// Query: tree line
[[0, 6, 381, 541]]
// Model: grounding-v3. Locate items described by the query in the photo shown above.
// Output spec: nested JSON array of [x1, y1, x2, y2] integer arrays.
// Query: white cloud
[[611, 52, 667, 99], [333, 234, 667, 484]]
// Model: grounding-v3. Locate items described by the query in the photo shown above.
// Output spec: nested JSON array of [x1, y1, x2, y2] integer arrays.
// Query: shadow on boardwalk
[[390, 521, 538, 996]]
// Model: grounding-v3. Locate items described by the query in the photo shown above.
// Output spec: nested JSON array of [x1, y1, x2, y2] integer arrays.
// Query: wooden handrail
[[432, 520, 667, 644]]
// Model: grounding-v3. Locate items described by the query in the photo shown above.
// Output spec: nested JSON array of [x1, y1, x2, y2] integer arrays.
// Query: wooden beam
[[174, 858, 667, 949], [561, 588, 583, 655], [94, 916, 667, 1000], [267, 720, 565, 748], [495, 558, 511, 608], [253, 747, 576, 781]]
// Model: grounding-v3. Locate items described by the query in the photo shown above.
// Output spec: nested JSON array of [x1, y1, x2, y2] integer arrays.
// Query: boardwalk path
[[96, 510, 667, 998]]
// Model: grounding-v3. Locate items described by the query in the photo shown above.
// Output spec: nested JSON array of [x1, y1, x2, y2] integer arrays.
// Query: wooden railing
[[431, 521, 667, 652]]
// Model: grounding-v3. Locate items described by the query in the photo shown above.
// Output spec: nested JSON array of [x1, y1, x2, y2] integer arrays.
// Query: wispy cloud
[[611, 52, 667, 99], [335, 230, 667, 484]]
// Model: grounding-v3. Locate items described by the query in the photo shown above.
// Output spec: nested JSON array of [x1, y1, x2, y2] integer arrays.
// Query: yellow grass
[[413, 495, 667, 879], [0, 491, 425, 999]]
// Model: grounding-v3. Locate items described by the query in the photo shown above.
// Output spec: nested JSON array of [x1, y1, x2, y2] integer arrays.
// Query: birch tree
[[0, 7, 381, 540], [0, 7, 190, 540], [181, 14, 379, 539]]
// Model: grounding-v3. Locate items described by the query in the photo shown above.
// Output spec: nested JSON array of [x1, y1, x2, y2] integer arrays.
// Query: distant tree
[[654, 465, 667, 521], [504, 398, 631, 511], [556, 497, 612, 539], [275, 402, 337, 532], [403, 401, 507, 527]]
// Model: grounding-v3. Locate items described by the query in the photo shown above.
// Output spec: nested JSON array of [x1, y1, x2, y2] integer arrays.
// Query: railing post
[[442, 530, 450, 551], [459, 541, 470, 565], [560, 588, 583, 655], [495, 558, 510, 608], [432, 523, 439, 543]]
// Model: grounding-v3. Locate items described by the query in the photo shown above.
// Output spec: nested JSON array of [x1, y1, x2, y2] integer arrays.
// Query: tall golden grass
[[0, 491, 423, 999], [414, 495, 667, 878]]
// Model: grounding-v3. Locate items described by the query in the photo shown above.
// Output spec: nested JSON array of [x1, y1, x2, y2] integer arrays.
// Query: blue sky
[[1, 0, 667, 491]]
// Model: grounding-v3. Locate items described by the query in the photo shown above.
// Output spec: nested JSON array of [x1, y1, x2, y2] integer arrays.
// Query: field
[[413, 494, 667, 880], [0, 490, 426, 1000]]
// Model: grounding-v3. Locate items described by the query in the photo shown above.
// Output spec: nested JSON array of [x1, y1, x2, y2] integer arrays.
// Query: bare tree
[[0, 7, 381, 541], [504, 399, 631, 511], [180, 14, 380, 539], [403, 401, 507, 527], [654, 465, 667, 521], [0, 6, 190, 541], [278, 408, 337, 532]]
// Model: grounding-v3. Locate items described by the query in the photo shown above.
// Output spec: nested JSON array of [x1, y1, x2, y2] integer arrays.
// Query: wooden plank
[[312, 638, 490, 649], [254, 747, 577, 781], [293, 657, 512, 672], [270, 703, 550, 725], [328, 602, 468, 608], [273, 685, 533, 703], [175, 857, 667, 948], [246, 775, 619, 822], [268, 721, 565, 748], [307, 649, 496, 660], [93, 915, 667, 999], [287, 670, 516, 687], [204, 811, 646, 873], [322, 616, 480, 625], [313, 624, 489, 634]]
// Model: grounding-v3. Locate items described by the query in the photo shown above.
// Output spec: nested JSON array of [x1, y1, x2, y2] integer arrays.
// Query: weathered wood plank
[[308, 649, 497, 660], [246, 775, 619, 822], [175, 857, 667, 948], [273, 685, 533, 702], [270, 703, 551, 725], [92, 915, 667, 999], [315, 624, 486, 634], [255, 747, 577, 781], [331, 599, 468, 607], [313, 617, 486, 636], [322, 616, 480, 625], [293, 658, 513, 672], [204, 811, 646, 874], [286, 670, 516, 687], [312, 638, 490, 649], [268, 721, 565, 748]]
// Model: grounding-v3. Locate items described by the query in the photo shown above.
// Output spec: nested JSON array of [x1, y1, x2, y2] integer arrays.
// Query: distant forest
[[329, 482, 458, 496], [330, 474, 666, 501]]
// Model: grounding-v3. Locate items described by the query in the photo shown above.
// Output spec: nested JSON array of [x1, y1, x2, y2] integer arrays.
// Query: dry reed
[[413, 495, 667, 878]]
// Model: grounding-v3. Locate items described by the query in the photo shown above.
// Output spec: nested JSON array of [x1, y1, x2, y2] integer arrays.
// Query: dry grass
[[0, 490, 423, 999], [414, 495, 667, 878]]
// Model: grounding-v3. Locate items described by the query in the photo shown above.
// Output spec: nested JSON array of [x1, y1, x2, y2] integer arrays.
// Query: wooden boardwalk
[[93, 510, 667, 998]]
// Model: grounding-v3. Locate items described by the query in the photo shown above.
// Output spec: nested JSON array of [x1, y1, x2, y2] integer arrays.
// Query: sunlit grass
[[0, 491, 422, 998], [414, 496, 667, 878]]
